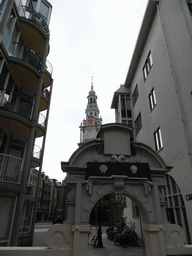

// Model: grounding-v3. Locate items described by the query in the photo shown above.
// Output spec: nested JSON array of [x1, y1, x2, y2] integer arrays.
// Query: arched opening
[[87, 192, 147, 254]]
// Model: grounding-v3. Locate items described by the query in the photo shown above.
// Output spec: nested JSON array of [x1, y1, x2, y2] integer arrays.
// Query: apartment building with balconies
[[112, 0, 192, 244], [0, 0, 53, 246]]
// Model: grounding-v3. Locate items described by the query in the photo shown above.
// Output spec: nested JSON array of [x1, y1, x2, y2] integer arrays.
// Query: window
[[162, 174, 191, 243], [132, 85, 139, 107], [143, 51, 153, 80], [149, 88, 157, 111], [132, 201, 140, 218], [32, 0, 38, 10], [40, 1, 50, 20], [154, 127, 163, 151], [121, 94, 131, 118], [135, 112, 142, 135]]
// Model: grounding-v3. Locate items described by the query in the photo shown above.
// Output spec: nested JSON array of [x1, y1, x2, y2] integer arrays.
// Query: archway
[[46, 124, 187, 256]]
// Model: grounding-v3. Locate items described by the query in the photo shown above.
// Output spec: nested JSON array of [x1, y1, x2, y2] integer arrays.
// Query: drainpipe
[[30, 78, 54, 245], [156, 4, 192, 172], [10, 37, 49, 246], [0, 0, 15, 43]]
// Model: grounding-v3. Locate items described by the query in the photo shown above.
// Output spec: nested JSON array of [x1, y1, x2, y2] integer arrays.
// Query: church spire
[[79, 78, 102, 146], [91, 76, 94, 91]]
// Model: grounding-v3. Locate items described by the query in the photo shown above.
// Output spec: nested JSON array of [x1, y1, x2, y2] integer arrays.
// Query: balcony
[[30, 145, 42, 168], [0, 89, 33, 140], [39, 87, 51, 111], [0, 89, 33, 119], [10, 42, 42, 72], [0, 153, 23, 184], [44, 60, 53, 88], [7, 43, 39, 95], [26, 184, 37, 197], [20, 6, 49, 36], [35, 112, 46, 137], [18, 5, 49, 56]]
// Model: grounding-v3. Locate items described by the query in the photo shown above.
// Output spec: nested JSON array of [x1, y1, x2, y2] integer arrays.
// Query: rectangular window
[[132, 85, 139, 107], [154, 127, 163, 151], [143, 51, 153, 80], [149, 88, 157, 111], [135, 112, 142, 135], [132, 201, 140, 218], [40, 1, 50, 20]]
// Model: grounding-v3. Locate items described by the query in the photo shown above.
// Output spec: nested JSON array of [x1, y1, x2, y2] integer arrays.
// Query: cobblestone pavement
[[88, 230, 146, 256]]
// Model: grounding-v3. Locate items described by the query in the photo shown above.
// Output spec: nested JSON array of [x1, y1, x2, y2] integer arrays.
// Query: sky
[[40, 0, 148, 182]]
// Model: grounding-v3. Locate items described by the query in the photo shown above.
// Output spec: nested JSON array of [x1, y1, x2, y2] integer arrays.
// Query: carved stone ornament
[[46, 224, 73, 249]]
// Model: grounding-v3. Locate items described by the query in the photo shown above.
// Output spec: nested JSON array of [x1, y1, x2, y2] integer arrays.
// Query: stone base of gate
[[0, 247, 72, 256], [143, 223, 192, 256], [46, 224, 90, 256]]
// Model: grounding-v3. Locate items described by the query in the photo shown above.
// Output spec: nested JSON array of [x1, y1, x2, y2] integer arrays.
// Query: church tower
[[79, 79, 102, 146]]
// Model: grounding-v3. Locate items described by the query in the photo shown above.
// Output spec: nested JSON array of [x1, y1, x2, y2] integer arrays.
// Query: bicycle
[[91, 233, 98, 248], [121, 230, 142, 248]]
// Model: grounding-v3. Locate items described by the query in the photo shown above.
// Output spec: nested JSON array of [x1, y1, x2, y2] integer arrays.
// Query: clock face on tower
[[87, 116, 93, 125]]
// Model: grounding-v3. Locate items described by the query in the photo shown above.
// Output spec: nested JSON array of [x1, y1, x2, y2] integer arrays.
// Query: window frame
[[135, 112, 142, 135], [143, 51, 153, 81], [132, 84, 139, 107], [149, 88, 157, 111], [154, 127, 163, 151]]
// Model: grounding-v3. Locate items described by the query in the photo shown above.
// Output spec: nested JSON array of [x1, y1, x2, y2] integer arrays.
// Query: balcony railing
[[33, 145, 42, 159], [43, 87, 50, 101], [0, 89, 33, 119], [26, 184, 37, 197], [38, 113, 46, 127], [19, 5, 49, 36], [45, 60, 53, 75], [10, 42, 42, 72], [0, 153, 23, 184]]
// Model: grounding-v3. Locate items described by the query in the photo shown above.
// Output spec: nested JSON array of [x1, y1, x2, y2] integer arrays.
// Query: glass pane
[[171, 176, 177, 194], [152, 89, 157, 105], [166, 208, 175, 224], [40, 1, 49, 19], [158, 128, 163, 148], [175, 208, 182, 227], [149, 52, 153, 67], [168, 196, 172, 207], [32, 0, 37, 10], [21, 0, 28, 5], [173, 195, 179, 206], [0, 0, 5, 11]]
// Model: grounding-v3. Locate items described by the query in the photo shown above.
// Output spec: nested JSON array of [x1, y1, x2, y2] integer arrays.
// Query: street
[[33, 222, 145, 256]]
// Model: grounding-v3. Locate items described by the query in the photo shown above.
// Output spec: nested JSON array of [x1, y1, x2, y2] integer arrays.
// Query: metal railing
[[0, 153, 23, 184], [43, 87, 50, 101], [19, 5, 49, 36], [38, 112, 46, 127], [45, 60, 53, 75], [26, 184, 37, 197], [0, 89, 33, 119], [10, 42, 42, 71], [33, 145, 42, 159]]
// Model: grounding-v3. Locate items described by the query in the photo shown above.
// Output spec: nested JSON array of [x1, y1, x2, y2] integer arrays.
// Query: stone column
[[72, 225, 90, 256], [143, 224, 166, 256]]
